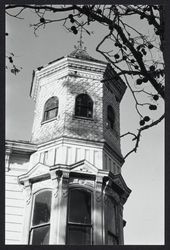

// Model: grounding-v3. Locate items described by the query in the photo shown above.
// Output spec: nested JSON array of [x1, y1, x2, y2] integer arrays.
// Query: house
[[5, 43, 131, 245]]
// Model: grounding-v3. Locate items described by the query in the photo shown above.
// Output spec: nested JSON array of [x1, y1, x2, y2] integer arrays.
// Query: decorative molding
[[5, 140, 37, 154], [51, 175, 60, 198], [18, 162, 50, 184], [54, 183, 59, 198], [112, 174, 131, 196], [70, 159, 98, 175], [5, 148, 12, 171], [96, 192, 103, 203], [23, 182, 32, 205], [104, 189, 120, 205], [95, 176, 103, 203], [31, 56, 107, 101], [61, 171, 69, 198], [69, 177, 94, 188]]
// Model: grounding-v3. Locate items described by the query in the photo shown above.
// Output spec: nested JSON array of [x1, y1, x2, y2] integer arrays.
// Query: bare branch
[[123, 113, 165, 160]]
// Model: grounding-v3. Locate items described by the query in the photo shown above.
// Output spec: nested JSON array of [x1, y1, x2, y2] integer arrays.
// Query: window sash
[[68, 189, 91, 224], [29, 223, 50, 245], [67, 189, 93, 245], [29, 190, 52, 245], [43, 96, 59, 121], [75, 94, 93, 118], [32, 191, 51, 226], [45, 98, 58, 111], [67, 223, 92, 245], [44, 107, 58, 121]]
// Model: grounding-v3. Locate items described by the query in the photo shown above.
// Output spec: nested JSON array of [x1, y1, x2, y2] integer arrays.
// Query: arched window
[[107, 105, 115, 129], [43, 97, 58, 121], [29, 190, 52, 245], [67, 189, 92, 245], [75, 94, 93, 118]]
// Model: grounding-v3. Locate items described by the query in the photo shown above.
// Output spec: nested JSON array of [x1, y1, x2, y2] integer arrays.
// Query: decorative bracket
[[23, 180, 32, 205]]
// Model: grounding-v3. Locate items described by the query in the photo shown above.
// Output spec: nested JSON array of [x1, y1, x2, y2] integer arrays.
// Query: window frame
[[66, 188, 93, 245], [107, 230, 119, 245], [75, 94, 93, 119], [107, 105, 115, 130], [42, 96, 59, 123], [104, 194, 119, 245], [29, 189, 52, 245]]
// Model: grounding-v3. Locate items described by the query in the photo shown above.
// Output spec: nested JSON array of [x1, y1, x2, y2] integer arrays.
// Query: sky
[[6, 6, 164, 245]]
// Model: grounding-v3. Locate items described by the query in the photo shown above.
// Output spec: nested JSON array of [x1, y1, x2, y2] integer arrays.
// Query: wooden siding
[[5, 157, 29, 245]]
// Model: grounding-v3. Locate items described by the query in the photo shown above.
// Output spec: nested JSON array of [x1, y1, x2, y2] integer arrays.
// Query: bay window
[[67, 189, 92, 245], [29, 190, 52, 245]]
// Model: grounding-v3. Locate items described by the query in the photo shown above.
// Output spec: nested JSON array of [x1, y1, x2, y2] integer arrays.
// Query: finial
[[77, 24, 84, 49], [74, 22, 86, 51]]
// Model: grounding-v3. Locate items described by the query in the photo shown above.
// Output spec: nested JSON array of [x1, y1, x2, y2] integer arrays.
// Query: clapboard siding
[[5, 231, 21, 240], [5, 155, 29, 245], [6, 191, 24, 200], [6, 222, 23, 232], [5, 175, 18, 184], [6, 183, 23, 192], [5, 214, 23, 224], [5, 239, 21, 244], [6, 206, 24, 216], [6, 198, 25, 207]]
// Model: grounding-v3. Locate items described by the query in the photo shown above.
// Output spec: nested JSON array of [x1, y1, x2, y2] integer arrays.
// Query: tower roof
[[67, 24, 106, 64], [67, 47, 106, 64]]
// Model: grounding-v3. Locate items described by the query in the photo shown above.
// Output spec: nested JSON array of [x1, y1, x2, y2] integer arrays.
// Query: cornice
[[36, 136, 105, 150], [30, 56, 107, 101], [5, 140, 37, 155]]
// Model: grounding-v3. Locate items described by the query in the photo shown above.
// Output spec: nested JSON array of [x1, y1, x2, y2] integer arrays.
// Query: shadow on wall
[[62, 77, 104, 140], [52, 189, 112, 245]]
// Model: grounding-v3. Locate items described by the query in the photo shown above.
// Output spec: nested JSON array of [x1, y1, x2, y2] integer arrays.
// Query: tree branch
[[123, 113, 165, 160]]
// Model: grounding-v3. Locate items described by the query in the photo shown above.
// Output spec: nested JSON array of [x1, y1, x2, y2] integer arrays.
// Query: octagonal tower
[[30, 46, 126, 174], [18, 45, 131, 245]]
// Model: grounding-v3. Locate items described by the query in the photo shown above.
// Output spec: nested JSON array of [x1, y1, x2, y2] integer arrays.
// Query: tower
[[15, 42, 131, 245]]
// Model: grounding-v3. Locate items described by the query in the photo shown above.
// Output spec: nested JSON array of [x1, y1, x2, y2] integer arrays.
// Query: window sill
[[41, 117, 58, 125], [73, 116, 94, 121]]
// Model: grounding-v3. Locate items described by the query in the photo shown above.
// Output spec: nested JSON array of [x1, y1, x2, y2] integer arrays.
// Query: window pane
[[30, 225, 50, 245], [107, 105, 114, 129], [67, 225, 91, 245], [33, 191, 51, 226], [46, 108, 57, 120], [69, 189, 91, 224], [43, 97, 58, 121], [75, 94, 93, 118], [45, 97, 58, 110]]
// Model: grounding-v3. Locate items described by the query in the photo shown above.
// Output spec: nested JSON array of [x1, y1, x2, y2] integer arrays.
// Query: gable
[[18, 162, 50, 184], [69, 160, 99, 175]]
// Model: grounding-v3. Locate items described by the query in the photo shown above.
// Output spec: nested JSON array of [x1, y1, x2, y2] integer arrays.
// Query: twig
[[123, 113, 164, 159]]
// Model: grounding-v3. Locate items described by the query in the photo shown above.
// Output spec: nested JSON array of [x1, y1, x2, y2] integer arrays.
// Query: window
[[29, 190, 52, 245], [107, 105, 115, 129], [105, 196, 118, 245], [107, 231, 118, 245], [43, 96, 58, 121], [75, 94, 93, 118], [67, 189, 92, 245]]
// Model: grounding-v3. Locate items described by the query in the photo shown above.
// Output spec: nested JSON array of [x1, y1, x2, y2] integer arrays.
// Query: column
[[93, 175, 104, 245], [57, 171, 69, 244], [117, 203, 124, 245], [49, 170, 61, 244], [20, 180, 32, 244]]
